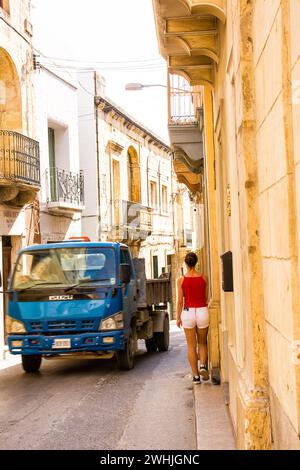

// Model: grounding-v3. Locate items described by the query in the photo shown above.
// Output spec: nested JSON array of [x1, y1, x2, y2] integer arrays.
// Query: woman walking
[[176, 252, 209, 383]]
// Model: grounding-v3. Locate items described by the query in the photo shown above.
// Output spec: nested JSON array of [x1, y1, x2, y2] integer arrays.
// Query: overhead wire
[[39, 55, 165, 65], [34, 50, 166, 74], [34, 48, 167, 100]]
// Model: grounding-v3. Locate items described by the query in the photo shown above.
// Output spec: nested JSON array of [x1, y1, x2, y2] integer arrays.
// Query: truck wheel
[[116, 327, 135, 370], [22, 355, 42, 373], [155, 316, 170, 352], [145, 337, 157, 353]]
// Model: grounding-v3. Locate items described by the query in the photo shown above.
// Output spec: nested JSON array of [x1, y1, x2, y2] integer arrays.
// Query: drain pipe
[[94, 72, 102, 241]]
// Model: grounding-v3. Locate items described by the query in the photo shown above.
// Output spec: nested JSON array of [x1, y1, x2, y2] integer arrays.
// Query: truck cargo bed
[[133, 258, 172, 308], [145, 278, 171, 306]]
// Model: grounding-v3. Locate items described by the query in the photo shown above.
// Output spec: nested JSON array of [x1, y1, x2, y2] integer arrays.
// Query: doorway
[[1, 236, 21, 345], [2, 236, 12, 344]]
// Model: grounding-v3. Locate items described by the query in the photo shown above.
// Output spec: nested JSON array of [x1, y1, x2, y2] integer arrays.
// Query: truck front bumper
[[8, 331, 126, 356]]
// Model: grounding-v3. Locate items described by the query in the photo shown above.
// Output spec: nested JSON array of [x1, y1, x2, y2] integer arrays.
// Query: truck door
[[120, 247, 137, 323]]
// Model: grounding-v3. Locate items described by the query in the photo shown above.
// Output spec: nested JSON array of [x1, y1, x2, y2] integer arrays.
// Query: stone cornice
[[95, 96, 172, 155], [108, 140, 124, 154]]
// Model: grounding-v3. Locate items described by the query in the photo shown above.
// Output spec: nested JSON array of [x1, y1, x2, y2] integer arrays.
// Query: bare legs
[[184, 327, 208, 375], [184, 327, 199, 376], [197, 327, 208, 366]]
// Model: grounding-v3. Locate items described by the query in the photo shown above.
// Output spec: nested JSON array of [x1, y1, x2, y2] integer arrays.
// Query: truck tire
[[22, 355, 42, 373], [116, 327, 135, 370], [145, 337, 157, 353], [155, 315, 170, 352]]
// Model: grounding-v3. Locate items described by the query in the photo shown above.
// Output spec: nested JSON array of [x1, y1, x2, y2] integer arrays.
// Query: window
[[48, 128, 56, 201], [184, 229, 193, 247], [167, 255, 172, 272], [153, 255, 158, 279], [161, 185, 168, 213], [112, 159, 120, 226], [150, 181, 158, 210], [12, 247, 117, 289], [120, 248, 133, 278]]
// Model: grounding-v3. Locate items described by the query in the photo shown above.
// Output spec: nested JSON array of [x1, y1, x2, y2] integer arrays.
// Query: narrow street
[[0, 323, 196, 450]]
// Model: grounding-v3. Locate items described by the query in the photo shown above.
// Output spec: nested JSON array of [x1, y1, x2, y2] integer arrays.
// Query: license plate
[[52, 339, 71, 349]]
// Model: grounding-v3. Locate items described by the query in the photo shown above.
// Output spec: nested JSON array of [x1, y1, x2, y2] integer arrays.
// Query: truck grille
[[48, 321, 76, 330], [29, 320, 96, 331], [30, 321, 43, 331], [81, 320, 95, 330]]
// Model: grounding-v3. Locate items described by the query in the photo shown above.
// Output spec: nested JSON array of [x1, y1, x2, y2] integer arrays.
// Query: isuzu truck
[[6, 239, 171, 373]]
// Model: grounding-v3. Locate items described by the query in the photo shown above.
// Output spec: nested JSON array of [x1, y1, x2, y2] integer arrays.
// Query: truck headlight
[[8, 319, 27, 334], [100, 312, 124, 331]]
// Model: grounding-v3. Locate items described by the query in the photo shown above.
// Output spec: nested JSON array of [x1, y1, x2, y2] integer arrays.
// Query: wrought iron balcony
[[168, 74, 203, 127], [180, 228, 193, 247], [0, 130, 40, 186], [167, 75, 204, 192], [46, 167, 84, 212], [112, 200, 153, 241]]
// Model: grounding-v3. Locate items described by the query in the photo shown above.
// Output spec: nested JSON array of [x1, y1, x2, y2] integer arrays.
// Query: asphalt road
[[0, 322, 196, 450]]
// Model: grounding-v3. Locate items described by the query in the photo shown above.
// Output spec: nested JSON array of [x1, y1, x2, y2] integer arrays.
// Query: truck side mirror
[[120, 264, 131, 284]]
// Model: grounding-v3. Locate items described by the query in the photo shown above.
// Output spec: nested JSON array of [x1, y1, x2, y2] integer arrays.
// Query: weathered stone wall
[[152, 0, 300, 450], [253, 0, 300, 448], [212, 0, 273, 449], [0, 0, 37, 360], [0, 0, 35, 137], [212, 0, 300, 449]]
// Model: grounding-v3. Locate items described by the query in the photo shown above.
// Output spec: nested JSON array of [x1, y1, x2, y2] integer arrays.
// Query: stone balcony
[[0, 130, 40, 206], [111, 199, 153, 242]]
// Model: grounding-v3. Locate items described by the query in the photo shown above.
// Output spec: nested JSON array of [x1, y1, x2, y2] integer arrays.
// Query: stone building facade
[[0, 0, 40, 360], [78, 72, 203, 310], [34, 65, 84, 243], [153, 0, 300, 450]]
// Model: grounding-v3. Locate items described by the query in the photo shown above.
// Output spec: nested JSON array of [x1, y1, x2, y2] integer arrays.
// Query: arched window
[[127, 146, 141, 203], [0, 47, 22, 131]]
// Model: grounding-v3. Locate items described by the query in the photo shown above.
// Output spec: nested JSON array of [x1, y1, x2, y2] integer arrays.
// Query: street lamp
[[125, 82, 198, 95], [125, 83, 167, 91]]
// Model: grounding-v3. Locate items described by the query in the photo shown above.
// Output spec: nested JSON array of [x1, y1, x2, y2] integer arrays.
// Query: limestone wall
[[0, 0, 35, 137], [210, 0, 300, 449], [252, 0, 300, 448]]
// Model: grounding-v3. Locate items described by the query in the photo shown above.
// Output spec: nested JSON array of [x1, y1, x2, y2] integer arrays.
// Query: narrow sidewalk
[[0, 354, 20, 371], [193, 381, 236, 450]]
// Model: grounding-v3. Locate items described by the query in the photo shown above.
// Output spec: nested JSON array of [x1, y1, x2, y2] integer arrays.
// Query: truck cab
[[7, 240, 171, 373]]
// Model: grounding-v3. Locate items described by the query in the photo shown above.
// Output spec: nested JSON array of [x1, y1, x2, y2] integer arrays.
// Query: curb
[[192, 381, 236, 450]]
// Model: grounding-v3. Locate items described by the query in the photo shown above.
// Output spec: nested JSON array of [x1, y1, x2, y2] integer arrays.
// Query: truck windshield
[[12, 247, 116, 290]]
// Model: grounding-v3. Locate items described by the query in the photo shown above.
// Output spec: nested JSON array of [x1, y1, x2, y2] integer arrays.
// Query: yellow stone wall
[[0, 0, 35, 137], [210, 0, 300, 449], [252, 0, 300, 447], [153, 0, 300, 450], [211, 0, 272, 449]]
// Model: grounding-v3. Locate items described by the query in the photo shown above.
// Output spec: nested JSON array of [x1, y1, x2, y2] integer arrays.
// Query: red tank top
[[182, 275, 207, 308]]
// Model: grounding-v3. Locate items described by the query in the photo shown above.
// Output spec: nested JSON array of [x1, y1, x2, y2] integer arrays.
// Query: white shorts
[[181, 307, 209, 329]]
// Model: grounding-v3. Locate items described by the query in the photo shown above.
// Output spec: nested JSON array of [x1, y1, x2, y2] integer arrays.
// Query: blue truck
[[6, 239, 171, 373]]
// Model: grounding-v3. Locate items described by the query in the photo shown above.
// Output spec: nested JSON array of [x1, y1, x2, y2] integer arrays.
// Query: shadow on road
[[0, 341, 176, 384]]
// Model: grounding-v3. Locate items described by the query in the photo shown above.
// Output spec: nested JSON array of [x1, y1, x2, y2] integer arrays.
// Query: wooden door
[[2, 241, 12, 343]]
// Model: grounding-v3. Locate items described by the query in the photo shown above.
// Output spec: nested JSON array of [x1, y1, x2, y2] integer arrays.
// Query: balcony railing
[[46, 167, 84, 207], [0, 130, 40, 186], [112, 200, 153, 241], [168, 74, 203, 126], [179, 228, 193, 247]]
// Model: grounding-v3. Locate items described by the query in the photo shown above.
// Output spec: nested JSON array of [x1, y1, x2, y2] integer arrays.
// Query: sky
[[31, 0, 169, 142]]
